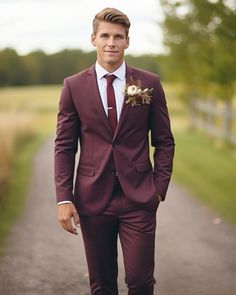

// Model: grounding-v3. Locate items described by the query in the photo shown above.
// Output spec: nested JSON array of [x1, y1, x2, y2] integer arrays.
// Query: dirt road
[[0, 137, 235, 295]]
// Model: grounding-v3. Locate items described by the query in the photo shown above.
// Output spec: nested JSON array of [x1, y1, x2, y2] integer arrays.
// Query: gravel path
[[0, 137, 235, 295]]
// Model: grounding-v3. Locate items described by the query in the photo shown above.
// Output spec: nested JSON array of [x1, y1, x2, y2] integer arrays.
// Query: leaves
[[161, 0, 236, 101], [124, 84, 153, 106]]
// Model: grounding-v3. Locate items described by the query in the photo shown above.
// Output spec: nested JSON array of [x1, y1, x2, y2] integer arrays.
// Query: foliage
[[0, 49, 166, 86], [161, 0, 236, 101], [0, 48, 24, 86]]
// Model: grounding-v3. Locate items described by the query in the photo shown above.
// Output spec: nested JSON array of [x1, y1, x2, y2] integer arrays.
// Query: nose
[[107, 37, 115, 47]]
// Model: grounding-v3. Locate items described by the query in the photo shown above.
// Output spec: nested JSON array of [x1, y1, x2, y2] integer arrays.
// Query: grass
[[0, 134, 44, 256], [0, 85, 60, 112], [163, 82, 236, 226], [0, 85, 60, 255], [0, 86, 59, 201], [0, 112, 36, 193], [172, 131, 236, 225]]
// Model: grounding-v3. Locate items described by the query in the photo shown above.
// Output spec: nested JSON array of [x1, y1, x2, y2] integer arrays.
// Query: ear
[[125, 36, 130, 49], [91, 33, 96, 47]]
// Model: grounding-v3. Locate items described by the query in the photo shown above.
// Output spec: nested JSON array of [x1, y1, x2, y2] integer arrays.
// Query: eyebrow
[[99, 33, 125, 38]]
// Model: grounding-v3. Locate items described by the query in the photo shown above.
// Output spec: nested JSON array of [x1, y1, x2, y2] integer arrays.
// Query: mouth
[[104, 50, 118, 54]]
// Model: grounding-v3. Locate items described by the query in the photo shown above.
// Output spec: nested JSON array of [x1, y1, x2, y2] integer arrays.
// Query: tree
[[22, 50, 49, 84], [0, 48, 25, 86], [161, 0, 236, 139], [161, 0, 236, 98]]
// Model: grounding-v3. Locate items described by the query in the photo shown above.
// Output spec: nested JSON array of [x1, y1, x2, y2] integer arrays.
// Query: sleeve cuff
[[57, 201, 73, 206]]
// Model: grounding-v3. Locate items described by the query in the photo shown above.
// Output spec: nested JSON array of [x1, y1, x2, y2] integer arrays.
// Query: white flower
[[127, 85, 138, 96], [124, 82, 153, 107]]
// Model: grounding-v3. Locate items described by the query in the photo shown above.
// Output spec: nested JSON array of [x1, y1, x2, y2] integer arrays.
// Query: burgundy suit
[[54, 64, 175, 294], [55, 64, 174, 212]]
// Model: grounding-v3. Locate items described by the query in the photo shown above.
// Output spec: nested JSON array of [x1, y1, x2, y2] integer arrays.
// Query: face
[[91, 21, 129, 72]]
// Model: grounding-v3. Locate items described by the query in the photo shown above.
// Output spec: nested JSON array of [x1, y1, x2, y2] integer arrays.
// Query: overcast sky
[[0, 0, 165, 56]]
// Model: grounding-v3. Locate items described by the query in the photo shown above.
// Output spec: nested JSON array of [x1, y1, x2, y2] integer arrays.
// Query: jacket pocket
[[135, 161, 153, 173], [78, 165, 95, 176]]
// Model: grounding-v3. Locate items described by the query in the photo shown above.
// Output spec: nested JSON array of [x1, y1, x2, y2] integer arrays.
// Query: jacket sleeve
[[149, 76, 175, 200], [54, 78, 80, 203]]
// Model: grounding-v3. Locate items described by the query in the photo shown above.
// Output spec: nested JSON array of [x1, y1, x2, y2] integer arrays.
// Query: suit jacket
[[54, 64, 175, 215]]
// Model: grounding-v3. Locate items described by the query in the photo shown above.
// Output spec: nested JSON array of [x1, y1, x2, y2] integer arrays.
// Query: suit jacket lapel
[[113, 65, 134, 140], [88, 65, 113, 136], [87, 64, 135, 140]]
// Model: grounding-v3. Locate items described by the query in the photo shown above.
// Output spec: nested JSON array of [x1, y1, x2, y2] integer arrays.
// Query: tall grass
[[0, 85, 59, 200], [0, 85, 60, 254], [0, 112, 36, 200]]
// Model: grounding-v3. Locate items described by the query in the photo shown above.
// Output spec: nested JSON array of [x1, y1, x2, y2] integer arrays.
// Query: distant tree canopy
[[0, 48, 167, 87], [161, 0, 236, 101]]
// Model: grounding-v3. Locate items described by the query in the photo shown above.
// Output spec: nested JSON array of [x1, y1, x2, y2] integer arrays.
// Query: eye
[[100, 34, 109, 38], [115, 34, 125, 40]]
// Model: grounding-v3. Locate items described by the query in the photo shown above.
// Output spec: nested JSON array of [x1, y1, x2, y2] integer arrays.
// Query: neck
[[97, 60, 124, 73]]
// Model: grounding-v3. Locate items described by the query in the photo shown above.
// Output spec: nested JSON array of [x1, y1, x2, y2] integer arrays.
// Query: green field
[[159, 83, 236, 226], [0, 85, 60, 254], [0, 85, 60, 134], [172, 131, 236, 225], [0, 83, 235, 254]]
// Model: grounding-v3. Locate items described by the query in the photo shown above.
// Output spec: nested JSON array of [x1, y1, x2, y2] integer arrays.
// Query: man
[[54, 7, 175, 295]]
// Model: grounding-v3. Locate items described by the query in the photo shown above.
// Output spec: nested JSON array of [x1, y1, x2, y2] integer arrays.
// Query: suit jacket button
[[112, 143, 118, 147], [111, 170, 116, 175]]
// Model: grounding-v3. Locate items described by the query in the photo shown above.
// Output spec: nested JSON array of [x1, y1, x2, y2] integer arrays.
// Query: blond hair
[[92, 7, 131, 36]]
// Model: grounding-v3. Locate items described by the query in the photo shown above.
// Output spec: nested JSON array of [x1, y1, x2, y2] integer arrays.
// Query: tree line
[[0, 48, 168, 86], [1, 0, 235, 102]]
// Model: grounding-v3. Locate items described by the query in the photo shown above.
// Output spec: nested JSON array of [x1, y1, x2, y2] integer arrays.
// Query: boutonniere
[[124, 82, 153, 107]]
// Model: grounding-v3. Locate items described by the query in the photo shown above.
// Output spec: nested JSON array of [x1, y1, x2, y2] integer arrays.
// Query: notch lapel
[[113, 65, 134, 140], [88, 65, 113, 136]]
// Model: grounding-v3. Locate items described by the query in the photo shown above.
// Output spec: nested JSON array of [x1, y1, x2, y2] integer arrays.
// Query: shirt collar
[[95, 61, 126, 81]]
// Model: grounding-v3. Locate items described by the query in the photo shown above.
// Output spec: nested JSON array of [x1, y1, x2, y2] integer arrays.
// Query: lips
[[104, 51, 118, 53]]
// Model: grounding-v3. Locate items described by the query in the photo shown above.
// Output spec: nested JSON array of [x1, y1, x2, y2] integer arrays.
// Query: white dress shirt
[[95, 61, 126, 121], [57, 61, 126, 206]]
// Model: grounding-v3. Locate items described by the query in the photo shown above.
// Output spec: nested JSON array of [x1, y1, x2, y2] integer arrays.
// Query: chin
[[105, 58, 119, 65]]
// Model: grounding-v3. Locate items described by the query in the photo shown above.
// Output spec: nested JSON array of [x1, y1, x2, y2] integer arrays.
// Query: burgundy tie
[[105, 74, 117, 134]]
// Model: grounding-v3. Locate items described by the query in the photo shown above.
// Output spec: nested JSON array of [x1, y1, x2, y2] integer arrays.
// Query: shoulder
[[126, 65, 161, 91], [61, 66, 95, 92], [64, 67, 91, 84], [127, 65, 160, 81]]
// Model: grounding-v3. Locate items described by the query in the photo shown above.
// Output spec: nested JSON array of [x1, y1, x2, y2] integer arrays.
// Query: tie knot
[[105, 74, 117, 85]]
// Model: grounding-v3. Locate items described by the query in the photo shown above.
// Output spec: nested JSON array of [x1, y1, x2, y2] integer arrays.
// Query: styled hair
[[92, 7, 131, 36]]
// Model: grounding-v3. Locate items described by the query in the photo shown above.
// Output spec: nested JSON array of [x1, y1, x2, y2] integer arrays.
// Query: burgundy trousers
[[79, 181, 157, 295]]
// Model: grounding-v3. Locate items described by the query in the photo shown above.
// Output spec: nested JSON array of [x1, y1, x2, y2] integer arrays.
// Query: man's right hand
[[57, 203, 80, 235]]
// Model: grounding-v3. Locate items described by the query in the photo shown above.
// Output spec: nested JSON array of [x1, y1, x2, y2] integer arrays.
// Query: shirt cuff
[[57, 201, 73, 206]]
